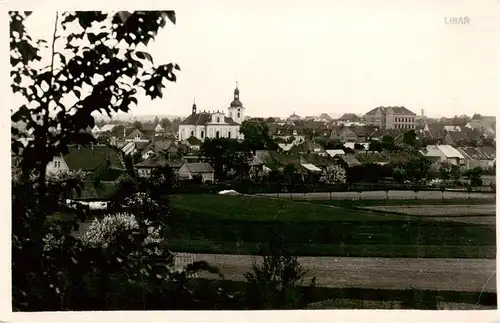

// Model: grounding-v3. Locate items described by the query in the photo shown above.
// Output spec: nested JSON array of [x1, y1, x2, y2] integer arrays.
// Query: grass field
[[167, 194, 496, 258]]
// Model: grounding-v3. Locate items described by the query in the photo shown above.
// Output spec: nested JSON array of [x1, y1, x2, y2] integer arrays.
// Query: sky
[[15, 0, 500, 119]]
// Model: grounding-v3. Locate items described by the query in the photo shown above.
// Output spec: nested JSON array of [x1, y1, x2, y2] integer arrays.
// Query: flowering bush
[[79, 213, 162, 250], [121, 192, 159, 209], [319, 165, 346, 184]]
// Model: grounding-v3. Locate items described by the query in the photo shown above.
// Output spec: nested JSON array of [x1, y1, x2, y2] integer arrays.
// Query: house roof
[[134, 157, 166, 168], [302, 154, 334, 167], [325, 149, 345, 158], [278, 143, 295, 151], [339, 113, 360, 121], [457, 147, 495, 161], [369, 129, 404, 139], [301, 163, 322, 172], [365, 106, 416, 116], [345, 126, 373, 137], [425, 145, 464, 159], [100, 124, 120, 132], [143, 138, 177, 153], [290, 140, 325, 154], [339, 154, 361, 166], [63, 145, 124, 170], [180, 112, 239, 126], [166, 159, 185, 168], [184, 162, 215, 173]]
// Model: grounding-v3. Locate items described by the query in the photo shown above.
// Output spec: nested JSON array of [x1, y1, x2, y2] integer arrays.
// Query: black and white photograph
[[7, 0, 498, 319]]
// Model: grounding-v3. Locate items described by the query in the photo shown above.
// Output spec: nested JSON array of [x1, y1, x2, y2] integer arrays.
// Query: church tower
[[228, 82, 245, 124]]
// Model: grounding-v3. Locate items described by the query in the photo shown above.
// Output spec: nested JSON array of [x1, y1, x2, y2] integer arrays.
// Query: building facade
[[364, 106, 416, 130], [178, 85, 245, 141]]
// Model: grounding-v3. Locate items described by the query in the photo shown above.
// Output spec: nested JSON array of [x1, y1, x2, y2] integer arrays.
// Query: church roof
[[230, 98, 243, 107], [180, 112, 240, 126]]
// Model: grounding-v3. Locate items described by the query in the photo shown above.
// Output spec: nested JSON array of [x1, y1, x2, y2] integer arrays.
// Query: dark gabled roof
[[289, 140, 325, 154], [365, 106, 416, 116], [180, 112, 239, 126], [339, 154, 361, 166], [184, 162, 215, 173], [347, 126, 373, 137], [370, 129, 404, 139], [166, 159, 185, 168], [143, 138, 177, 153], [302, 154, 334, 167], [446, 129, 482, 143], [134, 157, 166, 168], [391, 106, 416, 115], [63, 145, 124, 171], [457, 147, 494, 161]]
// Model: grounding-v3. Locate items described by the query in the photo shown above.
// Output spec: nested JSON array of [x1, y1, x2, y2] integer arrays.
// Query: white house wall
[[46, 156, 69, 174], [178, 124, 242, 141]]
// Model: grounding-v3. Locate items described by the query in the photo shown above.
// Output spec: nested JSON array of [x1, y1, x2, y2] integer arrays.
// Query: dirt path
[[185, 254, 497, 293]]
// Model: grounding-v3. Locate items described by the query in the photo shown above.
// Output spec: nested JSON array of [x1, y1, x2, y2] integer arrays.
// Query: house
[[424, 145, 465, 166], [456, 147, 496, 170], [155, 123, 165, 134], [91, 125, 102, 135], [337, 154, 361, 167], [134, 157, 166, 178], [300, 154, 335, 170], [364, 106, 417, 130], [289, 140, 327, 156], [121, 140, 151, 156], [443, 129, 483, 147], [140, 138, 178, 160], [177, 162, 215, 183], [368, 129, 404, 143], [465, 118, 496, 137], [178, 85, 244, 141], [183, 136, 203, 150], [46, 144, 125, 177], [248, 150, 271, 172], [422, 123, 447, 140], [338, 126, 373, 143], [273, 126, 306, 145], [328, 126, 344, 140]]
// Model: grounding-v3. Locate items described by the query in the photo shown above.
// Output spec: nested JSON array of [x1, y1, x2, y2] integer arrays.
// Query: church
[[178, 84, 245, 142]]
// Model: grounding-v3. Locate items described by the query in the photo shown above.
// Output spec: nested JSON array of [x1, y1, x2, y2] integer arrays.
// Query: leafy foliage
[[244, 236, 315, 309]]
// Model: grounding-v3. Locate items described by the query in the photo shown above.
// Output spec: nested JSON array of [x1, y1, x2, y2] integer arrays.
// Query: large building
[[178, 85, 245, 141], [364, 106, 416, 130]]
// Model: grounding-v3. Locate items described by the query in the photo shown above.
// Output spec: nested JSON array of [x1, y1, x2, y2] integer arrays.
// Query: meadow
[[167, 194, 496, 259]]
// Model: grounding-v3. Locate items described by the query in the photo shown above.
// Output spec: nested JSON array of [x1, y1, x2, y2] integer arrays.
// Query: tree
[[318, 165, 346, 185], [133, 120, 143, 130], [154, 116, 159, 124], [239, 118, 276, 151], [10, 10, 189, 311], [244, 236, 315, 309], [199, 138, 251, 180], [265, 117, 275, 123], [381, 135, 395, 151], [465, 167, 483, 188], [403, 130, 417, 147], [368, 140, 382, 153], [160, 117, 172, 129]]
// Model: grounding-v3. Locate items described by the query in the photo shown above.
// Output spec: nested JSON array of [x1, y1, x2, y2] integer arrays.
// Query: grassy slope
[[167, 194, 496, 258]]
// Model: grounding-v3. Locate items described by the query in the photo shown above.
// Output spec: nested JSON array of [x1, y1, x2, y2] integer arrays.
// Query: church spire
[[192, 98, 197, 115]]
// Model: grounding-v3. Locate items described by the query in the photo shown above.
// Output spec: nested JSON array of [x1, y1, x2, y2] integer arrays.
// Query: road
[[174, 253, 497, 293], [255, 190, 496, 200]]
